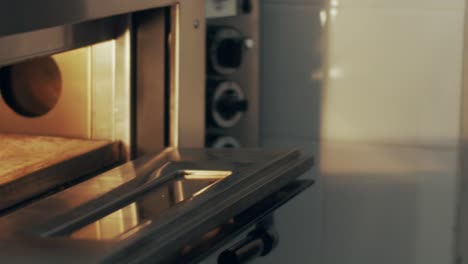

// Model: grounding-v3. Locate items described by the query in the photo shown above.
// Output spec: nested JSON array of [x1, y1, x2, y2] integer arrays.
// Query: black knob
[[208, 27, 245, 75], [240, 0, 253, 14], [216, 92, 248, 120], [207, 81, 247, 128], [206, 135, 241, 148], [217, 38, 244, 69]]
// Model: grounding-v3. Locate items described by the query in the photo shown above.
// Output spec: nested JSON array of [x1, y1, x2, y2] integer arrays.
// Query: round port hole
[[0, 56, 62, 117]]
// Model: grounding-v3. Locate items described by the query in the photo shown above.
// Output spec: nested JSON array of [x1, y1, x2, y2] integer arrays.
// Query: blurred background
[[206, 0, 467, 263]]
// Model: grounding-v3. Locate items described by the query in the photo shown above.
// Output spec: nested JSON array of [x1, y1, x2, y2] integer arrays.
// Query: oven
[[0, 1, 314, 263]]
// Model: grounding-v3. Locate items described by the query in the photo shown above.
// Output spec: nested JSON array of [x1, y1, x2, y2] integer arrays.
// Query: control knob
[[207, 81, 248, 128], [206, 135, 241, 148], [207, 26, 253, 75]]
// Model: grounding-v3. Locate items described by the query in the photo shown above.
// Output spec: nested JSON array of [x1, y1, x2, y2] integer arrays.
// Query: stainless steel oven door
[[0, 148, 313, 263]]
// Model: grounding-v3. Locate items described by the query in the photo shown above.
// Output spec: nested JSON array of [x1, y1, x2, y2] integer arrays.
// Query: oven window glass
[[68, 170, 231, 240]]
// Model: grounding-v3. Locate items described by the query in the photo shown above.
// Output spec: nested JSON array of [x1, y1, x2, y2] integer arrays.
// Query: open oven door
[[0, 148, 313, 263]]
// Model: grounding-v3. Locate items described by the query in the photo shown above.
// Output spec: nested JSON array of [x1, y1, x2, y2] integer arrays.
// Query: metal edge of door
[[102, 151, 314, 263]]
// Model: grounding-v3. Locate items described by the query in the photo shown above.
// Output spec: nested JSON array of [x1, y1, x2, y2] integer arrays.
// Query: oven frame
[[0, 0, 206, 156], [0, 0, 206, 211], [131, 0, 206, 154]]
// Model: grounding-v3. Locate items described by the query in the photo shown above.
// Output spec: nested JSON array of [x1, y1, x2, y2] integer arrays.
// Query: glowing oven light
[[183, 170, 232, 180]]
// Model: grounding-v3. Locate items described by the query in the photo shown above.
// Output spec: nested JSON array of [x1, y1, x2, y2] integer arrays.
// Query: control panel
[[205, 0, 259, 149]]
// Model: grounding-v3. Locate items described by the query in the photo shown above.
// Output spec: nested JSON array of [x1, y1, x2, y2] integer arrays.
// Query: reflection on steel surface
[[184, 170, 232, 180], [68, 170, 231, 240], [71, 203, 140, 240]]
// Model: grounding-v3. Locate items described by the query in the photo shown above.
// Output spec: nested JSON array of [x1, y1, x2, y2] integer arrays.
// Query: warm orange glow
[[174, 180, 185, 202], [183, 170, 232, 180], [113, 27, 132, 159], [170, 4, 181, 147], [185, 170, 232, 198], [117, 219, 152, 240], [70, 202, 140, 240], [191, 182, 219, 198]]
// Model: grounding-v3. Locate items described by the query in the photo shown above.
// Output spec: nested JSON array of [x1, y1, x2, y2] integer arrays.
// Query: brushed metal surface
[[90, 27, 133, 160], [168, 180, 314, 264], [172, 0, 206, 148], [0, 0, 185, 37], [0, 17, 123, 67], [112, 18, 133, 159], [0, 148, 313, 263], [134, 9, 167, 157], [103, 149, 313, 263]]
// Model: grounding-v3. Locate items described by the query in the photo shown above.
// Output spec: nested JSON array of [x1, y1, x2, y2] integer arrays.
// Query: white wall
[[322, 0, 465, 147], [320, 142, 460, 264], [260, 0, 465, 264]]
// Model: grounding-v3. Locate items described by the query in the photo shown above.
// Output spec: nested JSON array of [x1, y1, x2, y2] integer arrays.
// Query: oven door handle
[[218, 227, 278, 264]]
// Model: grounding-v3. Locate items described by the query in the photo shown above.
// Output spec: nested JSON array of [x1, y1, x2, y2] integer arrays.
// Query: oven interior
[[0, 7, 173, 212]]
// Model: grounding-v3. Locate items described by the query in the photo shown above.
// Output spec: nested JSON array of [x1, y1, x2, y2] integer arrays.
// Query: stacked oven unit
[[0, 1, 315, 263], [205, 0, 260, 148]]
